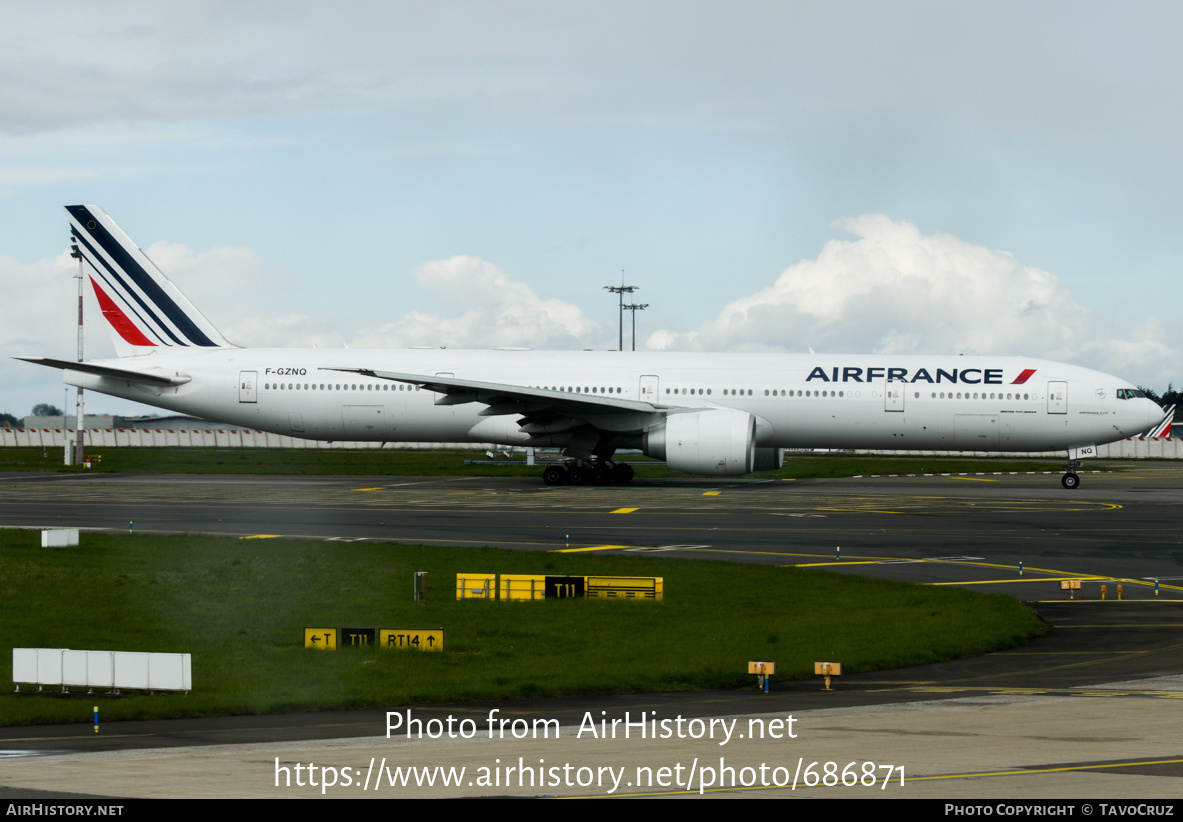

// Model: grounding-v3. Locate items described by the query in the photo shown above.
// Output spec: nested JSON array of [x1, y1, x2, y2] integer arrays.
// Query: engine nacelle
[[644, 408, 756, 476]]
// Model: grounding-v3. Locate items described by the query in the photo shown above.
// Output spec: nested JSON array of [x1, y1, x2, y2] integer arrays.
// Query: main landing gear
[[1062, 458, 1082, 490], [542, 460, 634, 486]]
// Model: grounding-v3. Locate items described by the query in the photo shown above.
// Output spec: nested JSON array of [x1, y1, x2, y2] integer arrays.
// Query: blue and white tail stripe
[[66, 205, 233, 353]]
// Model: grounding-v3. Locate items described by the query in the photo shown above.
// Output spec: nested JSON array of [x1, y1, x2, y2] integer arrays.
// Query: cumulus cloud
[[646, 215, 1178, 386], [140, 246, 601, 350], [141, 241, 277, 304], [1, 250, 96, 416], [132, 241, 341, 348], [8, 242, 600, 355], [1, 251, 77, 354], [349, 256, 600, 349]]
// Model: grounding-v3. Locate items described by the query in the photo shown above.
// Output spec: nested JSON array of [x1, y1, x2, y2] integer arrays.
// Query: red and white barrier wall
[[0, 427, 485, 450]]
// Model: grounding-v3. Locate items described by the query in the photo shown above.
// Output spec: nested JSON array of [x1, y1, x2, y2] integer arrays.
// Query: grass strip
[[0, 531, 1044, 725]]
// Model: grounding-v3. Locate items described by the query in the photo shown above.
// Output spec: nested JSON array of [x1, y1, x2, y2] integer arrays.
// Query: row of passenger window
[[667, 389, 1032, 400], [533, 386, 623, 394], [668, 388, 844, 397], [265, 383, 421, 391], [923, 391, 1031, 401], [262, 382, 1034, 402]]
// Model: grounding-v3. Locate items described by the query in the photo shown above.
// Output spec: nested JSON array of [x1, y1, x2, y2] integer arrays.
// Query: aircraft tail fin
[[66, 205, 235, 357]]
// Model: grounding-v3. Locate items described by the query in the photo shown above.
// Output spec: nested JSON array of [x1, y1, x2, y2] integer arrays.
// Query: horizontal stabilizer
[[16, 357, 191, 386]]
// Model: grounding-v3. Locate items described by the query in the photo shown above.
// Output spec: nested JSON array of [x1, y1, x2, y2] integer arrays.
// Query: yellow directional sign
[[304, 627, 338, 650], [456, 573, 496, 599], [500, 574, 547, 601], [380, 629, 445, 652], [586, 575, 664, 600], [456, 573, 665, 601]]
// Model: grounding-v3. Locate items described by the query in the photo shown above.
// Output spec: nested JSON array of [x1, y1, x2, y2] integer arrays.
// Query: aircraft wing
[[16, 357, 192, 386], [326, 367, 660, 417]]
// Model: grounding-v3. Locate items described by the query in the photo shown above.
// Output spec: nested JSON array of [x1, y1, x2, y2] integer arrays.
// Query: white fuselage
[[61, 348, 1161, 454]]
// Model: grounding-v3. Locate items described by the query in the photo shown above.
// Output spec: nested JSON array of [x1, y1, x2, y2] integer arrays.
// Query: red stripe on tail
[[90, 277, 156, 347]]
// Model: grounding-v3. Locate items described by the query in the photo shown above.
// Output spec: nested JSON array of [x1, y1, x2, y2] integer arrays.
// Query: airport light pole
[[622, 302, 648, 351], [603, 275, 638, 352], [62, 387, 69, 465], [71, 237, 85, 465]]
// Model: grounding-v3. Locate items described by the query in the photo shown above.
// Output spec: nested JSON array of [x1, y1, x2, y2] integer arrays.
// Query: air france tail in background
[[1145, 405, 1174, 438], [66, 205, 234, 356]]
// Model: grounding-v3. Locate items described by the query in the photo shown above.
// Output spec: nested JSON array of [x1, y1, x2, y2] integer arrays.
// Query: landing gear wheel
[[543, 465, 568, 486], [567, 465, 589, 486], [611, 463, 634, 484], [1062, 472, 1080, 490]]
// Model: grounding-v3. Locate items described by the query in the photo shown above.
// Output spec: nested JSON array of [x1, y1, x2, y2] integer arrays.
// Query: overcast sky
[[2, 1, 1180, 417]]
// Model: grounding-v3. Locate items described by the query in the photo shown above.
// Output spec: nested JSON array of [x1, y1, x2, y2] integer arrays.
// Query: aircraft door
[[884, 379, 905, 412], [238, 371, 257, 403], [1048, 381, 1067, 414], [639, 375, 659, 403]]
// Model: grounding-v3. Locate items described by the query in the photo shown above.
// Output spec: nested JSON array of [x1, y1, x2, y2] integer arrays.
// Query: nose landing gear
[[1062, 458, 1082, 490]]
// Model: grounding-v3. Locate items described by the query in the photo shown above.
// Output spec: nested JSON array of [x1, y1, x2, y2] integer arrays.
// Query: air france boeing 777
[[19, 206, 1168, 488]]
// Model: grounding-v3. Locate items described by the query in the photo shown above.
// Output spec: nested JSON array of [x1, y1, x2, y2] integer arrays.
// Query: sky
[[2, 1, 1181, 418]]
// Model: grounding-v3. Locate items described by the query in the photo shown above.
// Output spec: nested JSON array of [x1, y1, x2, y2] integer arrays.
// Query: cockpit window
[[1117, 388, 1148, 400]]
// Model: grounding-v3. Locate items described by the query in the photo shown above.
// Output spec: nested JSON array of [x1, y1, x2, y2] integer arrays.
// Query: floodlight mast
[[603, 273, 638, 352], [70, 237, 84, 465], [622, 302, 648, 351]]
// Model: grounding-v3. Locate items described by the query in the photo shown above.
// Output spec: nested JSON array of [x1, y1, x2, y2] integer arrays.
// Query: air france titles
[[805, 366, 1034, 385]]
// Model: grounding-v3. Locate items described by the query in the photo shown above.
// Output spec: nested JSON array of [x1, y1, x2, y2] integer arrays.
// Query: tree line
[[2, 404, 64, 427]]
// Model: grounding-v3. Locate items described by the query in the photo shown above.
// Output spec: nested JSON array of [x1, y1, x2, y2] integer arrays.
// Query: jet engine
[[643, 408, 757, 476]]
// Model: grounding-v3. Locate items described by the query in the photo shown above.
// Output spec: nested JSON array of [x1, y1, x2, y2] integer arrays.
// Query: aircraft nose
[[1147, 401, 1165, 432], [1149, 402, 1168, 428]]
